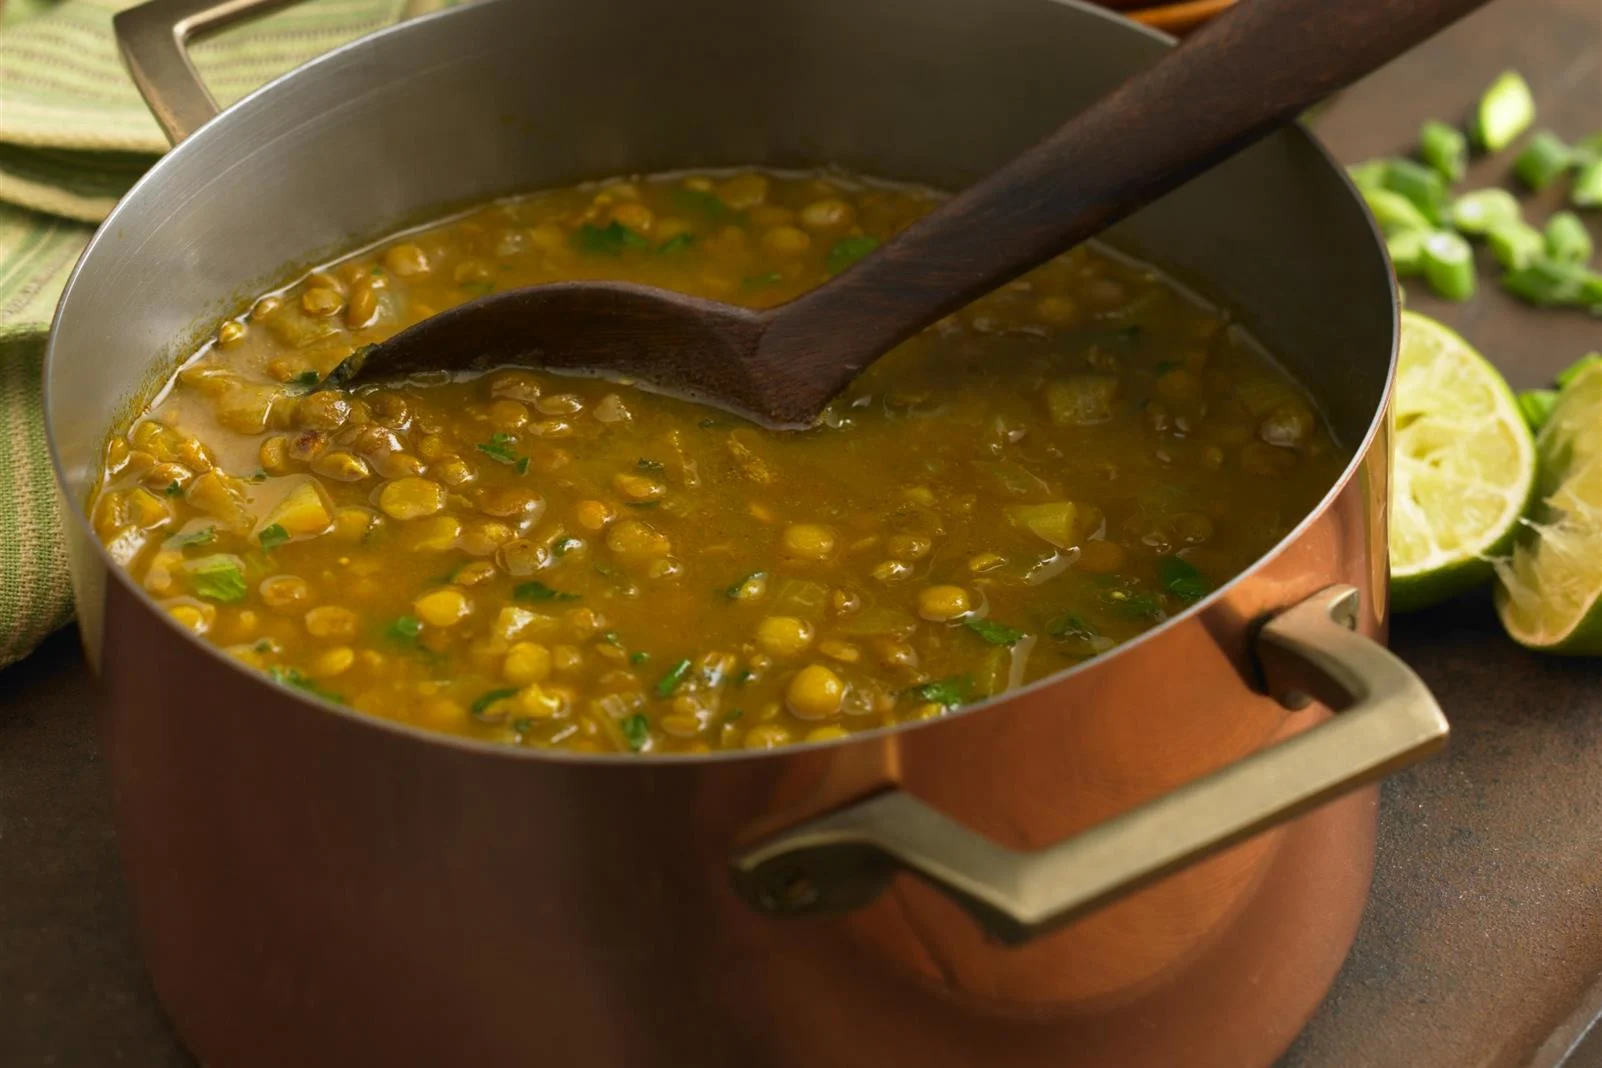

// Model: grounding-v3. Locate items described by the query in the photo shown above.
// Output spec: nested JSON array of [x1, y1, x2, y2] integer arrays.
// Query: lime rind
[[1495, 362, 1602, 651], [1389, 312, 1536, 612]]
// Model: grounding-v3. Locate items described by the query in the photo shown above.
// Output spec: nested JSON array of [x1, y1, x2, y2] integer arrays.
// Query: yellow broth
[[90, 168, 1347, 754]]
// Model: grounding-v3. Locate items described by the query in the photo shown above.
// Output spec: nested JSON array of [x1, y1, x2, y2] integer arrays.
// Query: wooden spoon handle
[[758, 0, 1490, 394]]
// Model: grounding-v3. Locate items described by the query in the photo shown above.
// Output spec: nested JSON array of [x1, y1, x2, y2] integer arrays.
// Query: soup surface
[[91, 168, 1346, 754]]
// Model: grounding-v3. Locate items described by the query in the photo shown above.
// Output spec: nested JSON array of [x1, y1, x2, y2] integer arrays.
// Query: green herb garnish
[[673, 187, 731, 220], [470, 688, 521, 718], [476, 432, 524, 467], [724, 708, 745, 722], [190, 556, 247, 603], [599, 630, 620, 645], [744, 271, 783, 288], [630, 651, 650, 665], [1159, 556, 1211, 604], [1046, 614, 1100, 641], [385, 615, 423, 643], [164, 481, 184, 498], [514, 581, 580, 602], [258, 523, 290, 552], [291, 370, 320, 393], [552, 536, 583, 557], [825, 235, 880, 276], [572, 220, 651, 256], [655, 658, 692, 698], [266, 666, 343, 703], [252, 639, 273, 654], [164, 527, 215, 549], [1104, 589, 1164, 621], [637, 458, 665, 472], [621, 713, 651, 751], [910, 675, 971, 708], [657, 233, 695, 253], [963, 617, 1025, 645], [734, 669, 754, 684]]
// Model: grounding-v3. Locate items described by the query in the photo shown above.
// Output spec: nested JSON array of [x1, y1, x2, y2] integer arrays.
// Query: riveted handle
[[731, 585, 1448, 945]]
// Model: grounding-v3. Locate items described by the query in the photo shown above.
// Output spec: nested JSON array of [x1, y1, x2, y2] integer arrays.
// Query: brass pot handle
[[114, 0, 306, 146], [731, 585, 1447, 945]]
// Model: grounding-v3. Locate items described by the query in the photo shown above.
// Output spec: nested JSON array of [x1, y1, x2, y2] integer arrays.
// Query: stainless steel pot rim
[[42, 0, 1400, 766]]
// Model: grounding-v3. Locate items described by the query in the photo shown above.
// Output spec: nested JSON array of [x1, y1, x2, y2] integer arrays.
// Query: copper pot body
[[46, 1, 1403, 1065]]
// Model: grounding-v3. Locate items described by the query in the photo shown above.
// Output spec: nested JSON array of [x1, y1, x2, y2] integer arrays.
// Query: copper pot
[[45, 0, 1443, 1065]]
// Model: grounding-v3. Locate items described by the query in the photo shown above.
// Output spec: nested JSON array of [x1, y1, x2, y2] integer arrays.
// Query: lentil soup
[[90, 168, 1346, 754]]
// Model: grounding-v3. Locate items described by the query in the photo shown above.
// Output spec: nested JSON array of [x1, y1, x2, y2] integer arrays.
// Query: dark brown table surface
[[2, 1, 1600, 1065]]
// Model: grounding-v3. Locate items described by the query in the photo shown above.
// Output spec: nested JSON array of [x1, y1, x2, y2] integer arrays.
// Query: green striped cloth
[[0, 0, 458, 667]]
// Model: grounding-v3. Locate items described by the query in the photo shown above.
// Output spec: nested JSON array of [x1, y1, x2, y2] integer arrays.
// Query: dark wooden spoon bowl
[[338, 0, 1490, 428]]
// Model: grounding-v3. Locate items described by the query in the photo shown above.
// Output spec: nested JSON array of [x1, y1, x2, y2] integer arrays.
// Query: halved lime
[[1496, 360, 1602, 651], [1390, 311, 1537, 612]]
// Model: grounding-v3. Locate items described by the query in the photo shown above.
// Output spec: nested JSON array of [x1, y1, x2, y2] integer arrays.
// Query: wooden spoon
[[336, 0, 1488, 428]]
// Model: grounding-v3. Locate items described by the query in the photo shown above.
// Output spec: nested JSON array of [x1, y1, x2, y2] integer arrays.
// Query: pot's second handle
[[731, 585, 1447, 945], [115, 0, 304, 145]]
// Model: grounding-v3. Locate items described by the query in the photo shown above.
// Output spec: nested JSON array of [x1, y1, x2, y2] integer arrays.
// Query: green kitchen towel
[[0, 0, 459, 668]]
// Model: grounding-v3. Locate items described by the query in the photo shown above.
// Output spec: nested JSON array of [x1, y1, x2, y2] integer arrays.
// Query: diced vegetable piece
[[1546, 211, 1594, 263], [1422, 231, 1476, 301], [263, 482, 333, 537], [1379, 158, 1448, 225], [1574, 159, 1602, 209], [1387, 229, 1428, 276], [1420, 121, 1468, 182], [185, 470, 253, 531], [1513, 131, 1572, 190], [1004, 502, 1079, 549], [834, 607, 918, 637], [971, 459, 1049, 497], [187, 554, 247, 603], [1044, 374, 1119, 426], [1471, 71, 1535, 151], [1360, 186, 1432, 235], [1449, 188, 1522, 234], [1518, 389, 1559, 431], [1488, 221, 1546, 270], [1502, 257, 1602, 307]]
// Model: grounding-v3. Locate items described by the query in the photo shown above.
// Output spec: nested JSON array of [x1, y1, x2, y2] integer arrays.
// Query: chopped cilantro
[[514, 580, 580, 602], [672, 187, 731, 220], [1154, 359, 1180, 374], [637, 458, 665, 472], [963, 617, 1025, 645], [252, 639, 273, 654], [476, 432, 524, 467], [515, 456, 530, 475], [1158, 556, 1211, 604], [248, 469, 269, 483], [164, 481, 184, 498], [266, 666, 343, 703], [511, 716, 536, 735], [723, 708, 745, 722], [655, 659, 692, 698], [1046, 614, 1100, 641], [572, 220, 651, 256], [825, 235, 880, 276], [291, 370, 320, 393], [744, 271, 783, 288], [190, 556, 247, 603], [258, 523, 290, 552], [621, 713, 651, 751], [470, 688, 521, 719], [552, 536, 583, 557], [630, 651, 650, 665], [385, 615, 423, 643], [164, 527, 215, 549], [734, 669, 754, 685], [599, 629, 620, 645], [1104, 588, 1164, 621], [657, 233, 695, 253], [910, 675, 971, 708]]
